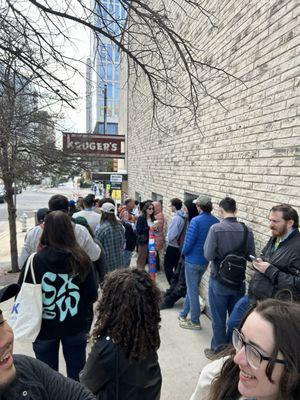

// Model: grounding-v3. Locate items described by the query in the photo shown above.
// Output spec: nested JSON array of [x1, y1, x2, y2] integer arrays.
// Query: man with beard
[[0, 284, 95, 400], [227, 203, 300, 341]]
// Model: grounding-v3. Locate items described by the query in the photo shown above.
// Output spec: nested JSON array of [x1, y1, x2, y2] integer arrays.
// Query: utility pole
[[103, 83, 108, 135]]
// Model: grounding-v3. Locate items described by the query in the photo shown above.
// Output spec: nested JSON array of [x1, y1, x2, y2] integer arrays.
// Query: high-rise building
[[87, 0, 126, 136]]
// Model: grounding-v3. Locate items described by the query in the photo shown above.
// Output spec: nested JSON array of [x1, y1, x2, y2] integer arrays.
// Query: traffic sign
[[110, 174, 123, 183]]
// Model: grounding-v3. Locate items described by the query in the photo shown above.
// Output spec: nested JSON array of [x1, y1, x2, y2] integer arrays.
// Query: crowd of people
[[0, 191, 300, 400]]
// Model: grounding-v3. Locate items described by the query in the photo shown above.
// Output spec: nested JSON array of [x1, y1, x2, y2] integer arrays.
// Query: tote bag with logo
[[9, 253, 43, 342]]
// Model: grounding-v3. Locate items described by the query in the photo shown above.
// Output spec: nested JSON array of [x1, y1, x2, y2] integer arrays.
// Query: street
[[0, 183, 89, 234], [0, 185, 211, 400], [0, 190, 52, 234]]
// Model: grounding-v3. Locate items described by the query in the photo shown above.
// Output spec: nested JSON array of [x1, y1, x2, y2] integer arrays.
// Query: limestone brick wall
[[126, 0, 300, 300]]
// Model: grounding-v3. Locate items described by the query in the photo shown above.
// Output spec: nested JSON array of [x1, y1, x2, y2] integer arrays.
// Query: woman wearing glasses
[[190, 299, 300, 400], [136, 202, 156, 270]]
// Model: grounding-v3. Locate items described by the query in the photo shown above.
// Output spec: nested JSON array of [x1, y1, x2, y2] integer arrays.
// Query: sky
[[58, 25, 91, 134]]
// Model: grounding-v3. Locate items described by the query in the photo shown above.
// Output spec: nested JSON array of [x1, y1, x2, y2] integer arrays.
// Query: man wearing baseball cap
[[178, 195, 219, 330], [0, 284, 95, 399]]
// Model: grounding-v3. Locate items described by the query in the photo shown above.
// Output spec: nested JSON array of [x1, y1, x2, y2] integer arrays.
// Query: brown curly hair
[[92, 268, 161, 362]]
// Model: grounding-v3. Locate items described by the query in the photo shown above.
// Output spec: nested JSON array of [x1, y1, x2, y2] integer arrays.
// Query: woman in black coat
[[80, 269, 162, 400], [135, 201, 155, 270]]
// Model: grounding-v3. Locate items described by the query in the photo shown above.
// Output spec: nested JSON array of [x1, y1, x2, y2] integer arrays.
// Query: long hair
[[184, 199, 198, 221], [208, 299, 300, 400], [92, 269, 161, 362], [101, 211, 120, 226], [40, 210, 91, 281], [142, 201, 155, 221]]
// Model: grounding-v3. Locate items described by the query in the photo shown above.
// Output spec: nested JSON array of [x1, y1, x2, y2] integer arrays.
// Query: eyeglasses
[[232, 329, 286, 370]]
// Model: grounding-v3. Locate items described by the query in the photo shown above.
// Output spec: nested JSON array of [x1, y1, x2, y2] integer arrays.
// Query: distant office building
[[87, 0, 126, 136]]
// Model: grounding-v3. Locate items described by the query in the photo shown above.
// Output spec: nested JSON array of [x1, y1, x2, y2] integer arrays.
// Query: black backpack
[[217, 223, 249, 288], [122, 221, 137, 251]]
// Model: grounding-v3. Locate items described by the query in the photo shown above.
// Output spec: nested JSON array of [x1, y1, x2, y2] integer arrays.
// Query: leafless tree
[[0, 43, 67, 272], [1, 0, 238, 133]]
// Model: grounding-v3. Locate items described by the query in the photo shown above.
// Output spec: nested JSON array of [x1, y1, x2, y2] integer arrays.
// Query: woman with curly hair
[[80, 268, 162, 400], [190, 299, 300, 400]]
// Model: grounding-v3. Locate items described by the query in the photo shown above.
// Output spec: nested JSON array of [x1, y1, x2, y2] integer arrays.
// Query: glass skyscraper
[[89, 0, 126, 135]]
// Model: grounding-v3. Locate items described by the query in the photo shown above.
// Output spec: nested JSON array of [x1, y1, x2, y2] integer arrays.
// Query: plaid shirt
[[95, 221, 125, 272]]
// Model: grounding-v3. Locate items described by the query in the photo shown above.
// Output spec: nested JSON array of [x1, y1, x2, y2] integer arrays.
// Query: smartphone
[[249, 255, 259, 262]]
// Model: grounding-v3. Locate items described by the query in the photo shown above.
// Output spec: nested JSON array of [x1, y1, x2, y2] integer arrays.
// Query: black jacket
[[136, 216, 149, 244], [248, 229, 300, 301], [80, 336, 162, 400], [19, 247, 98, 340], [0, 355, 95, 400]]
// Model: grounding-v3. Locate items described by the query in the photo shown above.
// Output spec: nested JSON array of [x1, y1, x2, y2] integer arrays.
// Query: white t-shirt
[[147, 218, 155, 228], [72, 210, 101, 233]]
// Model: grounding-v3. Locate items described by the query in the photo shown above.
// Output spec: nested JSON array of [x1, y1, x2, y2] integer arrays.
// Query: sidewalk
[[0, 221, 211, 400], [0, 217, 35, 283]]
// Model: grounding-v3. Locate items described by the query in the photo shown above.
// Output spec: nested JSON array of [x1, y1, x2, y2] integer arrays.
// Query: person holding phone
[[227, 203, 300, 341]]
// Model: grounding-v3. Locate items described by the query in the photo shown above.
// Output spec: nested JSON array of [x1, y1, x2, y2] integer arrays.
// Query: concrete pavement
[[0, 187, 212, 400]]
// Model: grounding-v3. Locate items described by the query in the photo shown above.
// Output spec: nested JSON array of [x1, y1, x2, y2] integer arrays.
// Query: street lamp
[[103, 83, 108, 135]]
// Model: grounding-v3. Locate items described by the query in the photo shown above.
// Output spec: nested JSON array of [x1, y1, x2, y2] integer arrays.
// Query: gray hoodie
[[166, 210, 187, 248]]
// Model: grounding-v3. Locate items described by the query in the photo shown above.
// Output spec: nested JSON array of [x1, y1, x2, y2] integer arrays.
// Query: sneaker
[[179, 320, 202, 330], [204, 348, 216, 360], [177, 315, 187, 323]]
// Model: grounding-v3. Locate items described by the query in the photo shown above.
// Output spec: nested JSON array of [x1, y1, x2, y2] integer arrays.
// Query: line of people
[[1, 191, 300, 400]]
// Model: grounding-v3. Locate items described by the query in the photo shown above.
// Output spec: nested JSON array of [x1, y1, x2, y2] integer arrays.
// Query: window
[[97, 123, 118, 135], [114, 86, 119, 101], [100, 64, 105, 78], [107, 64, 113, 80], [107, 45, 113, 61], [114, 64, 119, 80], [152, 193, 163, 207], [135, 192, 142, 203], [184, 192, 198, 201], [107, 83, 113, 99], [114, 48, 119, 62]]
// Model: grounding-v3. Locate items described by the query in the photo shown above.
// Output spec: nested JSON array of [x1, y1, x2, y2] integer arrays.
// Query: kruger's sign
[[63, 133, 125, 158]]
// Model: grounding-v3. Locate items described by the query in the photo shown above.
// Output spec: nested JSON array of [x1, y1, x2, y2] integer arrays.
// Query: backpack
[[122, 221, 137, 251], [177, 215, 187, 248], [217, 223, 249, 288]]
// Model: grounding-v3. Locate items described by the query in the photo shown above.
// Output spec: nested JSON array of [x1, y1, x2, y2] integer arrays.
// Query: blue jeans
[[123, 249, 133, 267], [209, 278, 245, 352], [33, 331, 87, 380], [227, 295, 251, 342], [180, 262, 208, 324]]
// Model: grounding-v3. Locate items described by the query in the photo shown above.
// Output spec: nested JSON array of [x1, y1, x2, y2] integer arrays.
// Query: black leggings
[[164, 246, 181, 285]]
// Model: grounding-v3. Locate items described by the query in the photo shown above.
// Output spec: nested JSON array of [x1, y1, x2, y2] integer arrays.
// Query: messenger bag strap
[[239, 222, 249, 256]]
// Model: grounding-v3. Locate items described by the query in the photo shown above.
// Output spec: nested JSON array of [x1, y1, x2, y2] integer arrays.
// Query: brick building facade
[[125, 0, 299, 298]]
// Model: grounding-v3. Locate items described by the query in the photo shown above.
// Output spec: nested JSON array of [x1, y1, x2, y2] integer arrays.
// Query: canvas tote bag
[[9, 252, 43, 342]]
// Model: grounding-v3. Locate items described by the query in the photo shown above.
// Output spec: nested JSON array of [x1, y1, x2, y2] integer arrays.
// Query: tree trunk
[[5, 186, 19, 272]]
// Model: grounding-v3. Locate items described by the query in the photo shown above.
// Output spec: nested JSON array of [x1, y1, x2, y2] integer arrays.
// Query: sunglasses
[[147, 207, 154, 210], [232, 329, 286, 370]]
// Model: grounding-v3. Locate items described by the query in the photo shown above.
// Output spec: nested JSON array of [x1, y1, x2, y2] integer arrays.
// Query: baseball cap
[[193, 195, 212, 206], [0, 284, 20, 303], [68, 199, 76, 206], [100, 202, 115, 214]]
